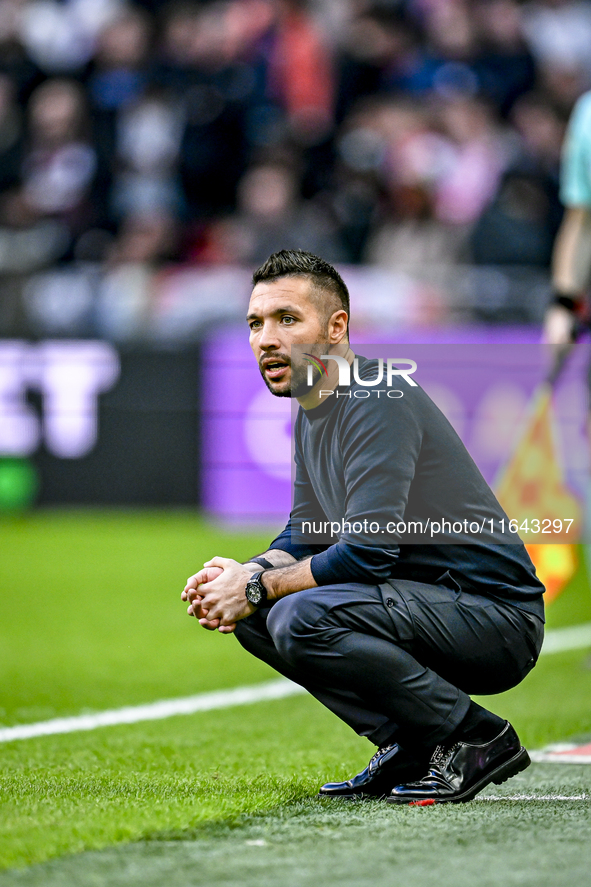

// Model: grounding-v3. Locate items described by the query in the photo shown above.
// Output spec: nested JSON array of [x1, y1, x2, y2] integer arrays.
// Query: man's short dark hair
[[252, 249, 350, 332]]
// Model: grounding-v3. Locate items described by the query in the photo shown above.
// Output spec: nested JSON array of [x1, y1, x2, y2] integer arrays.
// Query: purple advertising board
[[201, 326, 590, 526]]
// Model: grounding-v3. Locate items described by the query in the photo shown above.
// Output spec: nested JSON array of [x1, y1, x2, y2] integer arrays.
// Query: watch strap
[[249, 556, 274, 570]]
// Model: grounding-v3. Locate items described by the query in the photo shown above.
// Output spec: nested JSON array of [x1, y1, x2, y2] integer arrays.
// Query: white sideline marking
[[540, 622, 591, 655], [479, 795, 589, 802], [531, 740, 591, 763], [531, 754, 591, 763], [0, 622, 589, 746], [0, 679, 305, 744]]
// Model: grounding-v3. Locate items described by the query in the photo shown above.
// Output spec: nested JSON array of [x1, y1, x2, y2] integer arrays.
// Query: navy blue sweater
[[269, 356, 545, 618]]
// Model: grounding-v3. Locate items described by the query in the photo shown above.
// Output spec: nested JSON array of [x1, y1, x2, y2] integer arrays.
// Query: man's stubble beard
[[260, 337, 329, 398], [261, 360, 323, 397]]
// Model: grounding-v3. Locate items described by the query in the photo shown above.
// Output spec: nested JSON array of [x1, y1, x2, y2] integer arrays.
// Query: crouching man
[[182, 249, 544, 804]]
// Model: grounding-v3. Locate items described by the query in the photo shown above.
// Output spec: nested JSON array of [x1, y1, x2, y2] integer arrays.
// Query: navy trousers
[[234, 579, 544, 750]]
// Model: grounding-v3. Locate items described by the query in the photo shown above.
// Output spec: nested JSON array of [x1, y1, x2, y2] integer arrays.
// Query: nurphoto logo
[[304, 354, 418, 399]]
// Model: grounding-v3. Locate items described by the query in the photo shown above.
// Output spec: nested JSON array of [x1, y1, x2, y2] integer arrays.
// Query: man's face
[[247, 277, 331, 397]]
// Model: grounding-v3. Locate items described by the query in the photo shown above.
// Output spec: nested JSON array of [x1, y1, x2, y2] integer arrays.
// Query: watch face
[[245, 581, 263, 606]]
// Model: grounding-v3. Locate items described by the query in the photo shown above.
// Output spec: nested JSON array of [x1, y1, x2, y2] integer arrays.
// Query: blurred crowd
[[0, 0, 588, 278]]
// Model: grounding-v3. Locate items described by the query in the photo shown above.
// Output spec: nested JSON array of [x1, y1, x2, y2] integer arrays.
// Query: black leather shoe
[[387, 721, 530, 805], [318, 744, 427, 800]]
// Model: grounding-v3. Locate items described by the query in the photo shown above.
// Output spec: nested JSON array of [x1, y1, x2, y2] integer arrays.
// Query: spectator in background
[[85, 4, 153, 223], [470, 166, 558, 266], [0, 77, 97, 280], [471, 0, 536, 116], [267, 0, 334, 144], [416, 0, 480, 90], [336, 96, 423, 261], [521, 0, 591, 115], [192, 157, 346, 264], [362, 94, 509, 271], [111, 89, 184, 222], [365, 176, 466, 271], [0, 78, 96, 260], [86, 5, 152, 112], [170, 1, 263, 219], [23, 79, 96, 222], [362, 98, 467, 270], [510, 90, 566, 178], [469, 89, 565, 266], [435, 95, 510, 225], [334, 5, 419, 123], [0, 0, 44, 102], [0, 72, 24, 193], [19, 0, 123, 74], [107, 209, 178, 264], [521, 0, 591, 83]]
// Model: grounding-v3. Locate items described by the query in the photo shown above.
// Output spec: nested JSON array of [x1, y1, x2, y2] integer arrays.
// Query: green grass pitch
[[0, 510, 590, 885]]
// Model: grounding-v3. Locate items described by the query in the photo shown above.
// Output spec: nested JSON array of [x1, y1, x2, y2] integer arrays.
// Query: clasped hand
[[181, 557, 255, 634]]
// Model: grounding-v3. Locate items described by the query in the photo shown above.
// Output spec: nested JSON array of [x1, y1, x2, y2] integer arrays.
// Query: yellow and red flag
[[495, 384, 582, 601]]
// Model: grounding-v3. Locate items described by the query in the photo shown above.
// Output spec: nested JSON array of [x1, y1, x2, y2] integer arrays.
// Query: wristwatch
[[245, 571, 268, 607]]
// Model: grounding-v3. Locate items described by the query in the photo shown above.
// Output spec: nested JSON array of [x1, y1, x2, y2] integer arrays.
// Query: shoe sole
[[386, 746, 531, 805]]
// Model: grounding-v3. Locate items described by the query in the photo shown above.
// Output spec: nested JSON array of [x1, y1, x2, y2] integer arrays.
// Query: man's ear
[[328, 309, 349, 343]]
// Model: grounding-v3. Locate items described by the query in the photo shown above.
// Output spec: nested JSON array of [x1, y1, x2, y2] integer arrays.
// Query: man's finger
[[201, 602, 221, 621], [199, 617, 220, 630], [184, 566, 224, 595], [218, 624, 236, 634], [186, 588, 204, 603], [187, 596, 207, 616], [203, 556, 233, 569], [184, 571, 207, 592]]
